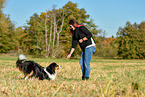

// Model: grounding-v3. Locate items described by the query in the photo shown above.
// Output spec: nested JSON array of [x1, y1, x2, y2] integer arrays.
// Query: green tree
[[0, 15, 16, 53], [0, 0, 5, 16], [0, 0, 17, 53], [22, 13, 45, 56], [136, 22, 145, 58], [15, 26, 24, 50], [22, 1, 99, 58], [95, 36, 117, 58], [116, 21, 145, 59]]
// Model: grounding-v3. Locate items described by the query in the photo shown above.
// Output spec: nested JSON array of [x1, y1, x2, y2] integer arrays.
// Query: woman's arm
[[66, 48, 75, 59]]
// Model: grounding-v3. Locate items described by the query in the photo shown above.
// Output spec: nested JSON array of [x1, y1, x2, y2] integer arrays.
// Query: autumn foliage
[[0, 1, 145, 59]]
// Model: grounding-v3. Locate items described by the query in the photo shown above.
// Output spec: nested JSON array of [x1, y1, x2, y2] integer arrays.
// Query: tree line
[[117, 21, 145, 59], [0, 0, 145, 59]]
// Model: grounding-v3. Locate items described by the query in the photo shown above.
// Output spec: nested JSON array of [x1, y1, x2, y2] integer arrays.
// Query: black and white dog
[[16, 54, 61, 80]]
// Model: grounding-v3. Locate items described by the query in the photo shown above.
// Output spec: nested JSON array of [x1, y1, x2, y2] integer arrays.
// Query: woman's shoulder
[[79, 25, 85, 28], [79, 25, 88, 31], [79, 25, 85, 29]]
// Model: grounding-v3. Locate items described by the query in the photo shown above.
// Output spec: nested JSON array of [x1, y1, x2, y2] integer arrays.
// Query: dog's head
[[47, 62, 61, 71]]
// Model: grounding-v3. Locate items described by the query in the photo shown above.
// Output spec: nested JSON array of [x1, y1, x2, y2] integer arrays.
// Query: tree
[[116, 21, 145, 59], [21, 1, 99, 58], [0, 0, 16, 53], [40, 11, 50, 57], [40, 7, 65, 58], [22, 13, 44, 56], [14, 26, 24, 50], [137, 22, 145, 58], [51, 7, 65, 58], [95, 36, 117, 58], [0, 0, 5, 16]]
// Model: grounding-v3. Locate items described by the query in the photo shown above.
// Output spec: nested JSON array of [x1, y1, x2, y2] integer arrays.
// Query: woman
[[67, 19, 96, 80]]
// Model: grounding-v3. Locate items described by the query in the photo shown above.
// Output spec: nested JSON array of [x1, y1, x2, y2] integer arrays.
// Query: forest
[[0, 0, 145, 59]]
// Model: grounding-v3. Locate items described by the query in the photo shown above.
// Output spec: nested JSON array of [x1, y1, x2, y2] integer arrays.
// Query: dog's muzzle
[[58, 65, 61, 69]]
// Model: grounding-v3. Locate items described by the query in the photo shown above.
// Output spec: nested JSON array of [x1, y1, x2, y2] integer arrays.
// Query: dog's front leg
[[35, 77, 39, 80], [24, 71, 34, 80]]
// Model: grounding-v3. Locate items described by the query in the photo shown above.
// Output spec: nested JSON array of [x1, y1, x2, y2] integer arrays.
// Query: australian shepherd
[[16, 54, 61, 80]]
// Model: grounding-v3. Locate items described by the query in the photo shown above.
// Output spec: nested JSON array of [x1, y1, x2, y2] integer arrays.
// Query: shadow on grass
[[15, 76, 82, 81], [59, 77, 82, 81]]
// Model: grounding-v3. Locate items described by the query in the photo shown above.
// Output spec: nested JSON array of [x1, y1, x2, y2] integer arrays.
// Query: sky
[[3, 0, 145, 37]]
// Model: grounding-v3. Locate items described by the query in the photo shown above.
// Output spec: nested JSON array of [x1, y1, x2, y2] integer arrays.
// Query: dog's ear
[[47, 62, 56, 69], [50, 62, 57, 66]]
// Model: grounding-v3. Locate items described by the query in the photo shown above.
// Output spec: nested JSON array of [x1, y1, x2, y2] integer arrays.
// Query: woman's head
[[69, 19, 84, 35], [69, 19, 78, 32], [69, 19, 80, 25]]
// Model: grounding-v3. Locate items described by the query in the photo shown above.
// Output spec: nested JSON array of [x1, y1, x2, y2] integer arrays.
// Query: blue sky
[[3, 0, 145, 37]]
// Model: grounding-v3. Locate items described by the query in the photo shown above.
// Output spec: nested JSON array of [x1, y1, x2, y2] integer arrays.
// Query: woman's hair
[[69, 19, 84, 36], [69, 19, 80, 25]]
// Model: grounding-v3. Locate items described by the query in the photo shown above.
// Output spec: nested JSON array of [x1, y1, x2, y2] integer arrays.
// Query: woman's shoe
[[82, 76, 85, 80], [85, 77, 89, 80]]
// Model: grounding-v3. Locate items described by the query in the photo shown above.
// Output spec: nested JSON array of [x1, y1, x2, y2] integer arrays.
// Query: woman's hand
[[66, 54, 72, 59], [66, 48, 75, 59], [79, 37, 88, 43], [83, 37, 88, 41], [79, 39, 83, 43]]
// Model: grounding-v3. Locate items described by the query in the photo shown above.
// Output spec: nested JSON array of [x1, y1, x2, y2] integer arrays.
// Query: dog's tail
[[16, 54, 27, 69], [18, 54, 27, 60]]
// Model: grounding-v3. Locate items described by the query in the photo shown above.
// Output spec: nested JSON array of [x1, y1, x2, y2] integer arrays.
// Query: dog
[[16, 54, 61, 80]]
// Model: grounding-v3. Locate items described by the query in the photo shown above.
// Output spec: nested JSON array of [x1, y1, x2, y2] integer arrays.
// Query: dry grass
[[0, 54, 145, 97]]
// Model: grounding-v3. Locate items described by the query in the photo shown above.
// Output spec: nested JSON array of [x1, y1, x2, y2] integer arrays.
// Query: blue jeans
[[80, 46, 96, 77]]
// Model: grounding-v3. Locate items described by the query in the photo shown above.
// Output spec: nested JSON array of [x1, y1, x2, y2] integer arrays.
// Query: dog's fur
[[16, 54, 61, 80]]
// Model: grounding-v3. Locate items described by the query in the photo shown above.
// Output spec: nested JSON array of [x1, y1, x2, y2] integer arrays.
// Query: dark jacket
[[72, 26, 94, 51]]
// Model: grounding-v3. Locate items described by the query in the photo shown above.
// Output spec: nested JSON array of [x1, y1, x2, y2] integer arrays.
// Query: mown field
[[0, 54, 145, 97]]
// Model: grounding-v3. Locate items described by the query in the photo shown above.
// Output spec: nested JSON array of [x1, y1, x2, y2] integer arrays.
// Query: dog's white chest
[[51, 73, 56, 80], [44, 68, 57, 80]]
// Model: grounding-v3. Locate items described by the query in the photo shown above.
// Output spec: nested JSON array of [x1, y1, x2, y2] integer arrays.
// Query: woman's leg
[[80, 52, 85, 78], [80, 46, 96, 80], [84, 46, 96, 78]]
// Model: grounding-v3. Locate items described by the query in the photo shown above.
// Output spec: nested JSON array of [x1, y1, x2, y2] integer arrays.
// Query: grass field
[[0, 54, 145, 97]]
